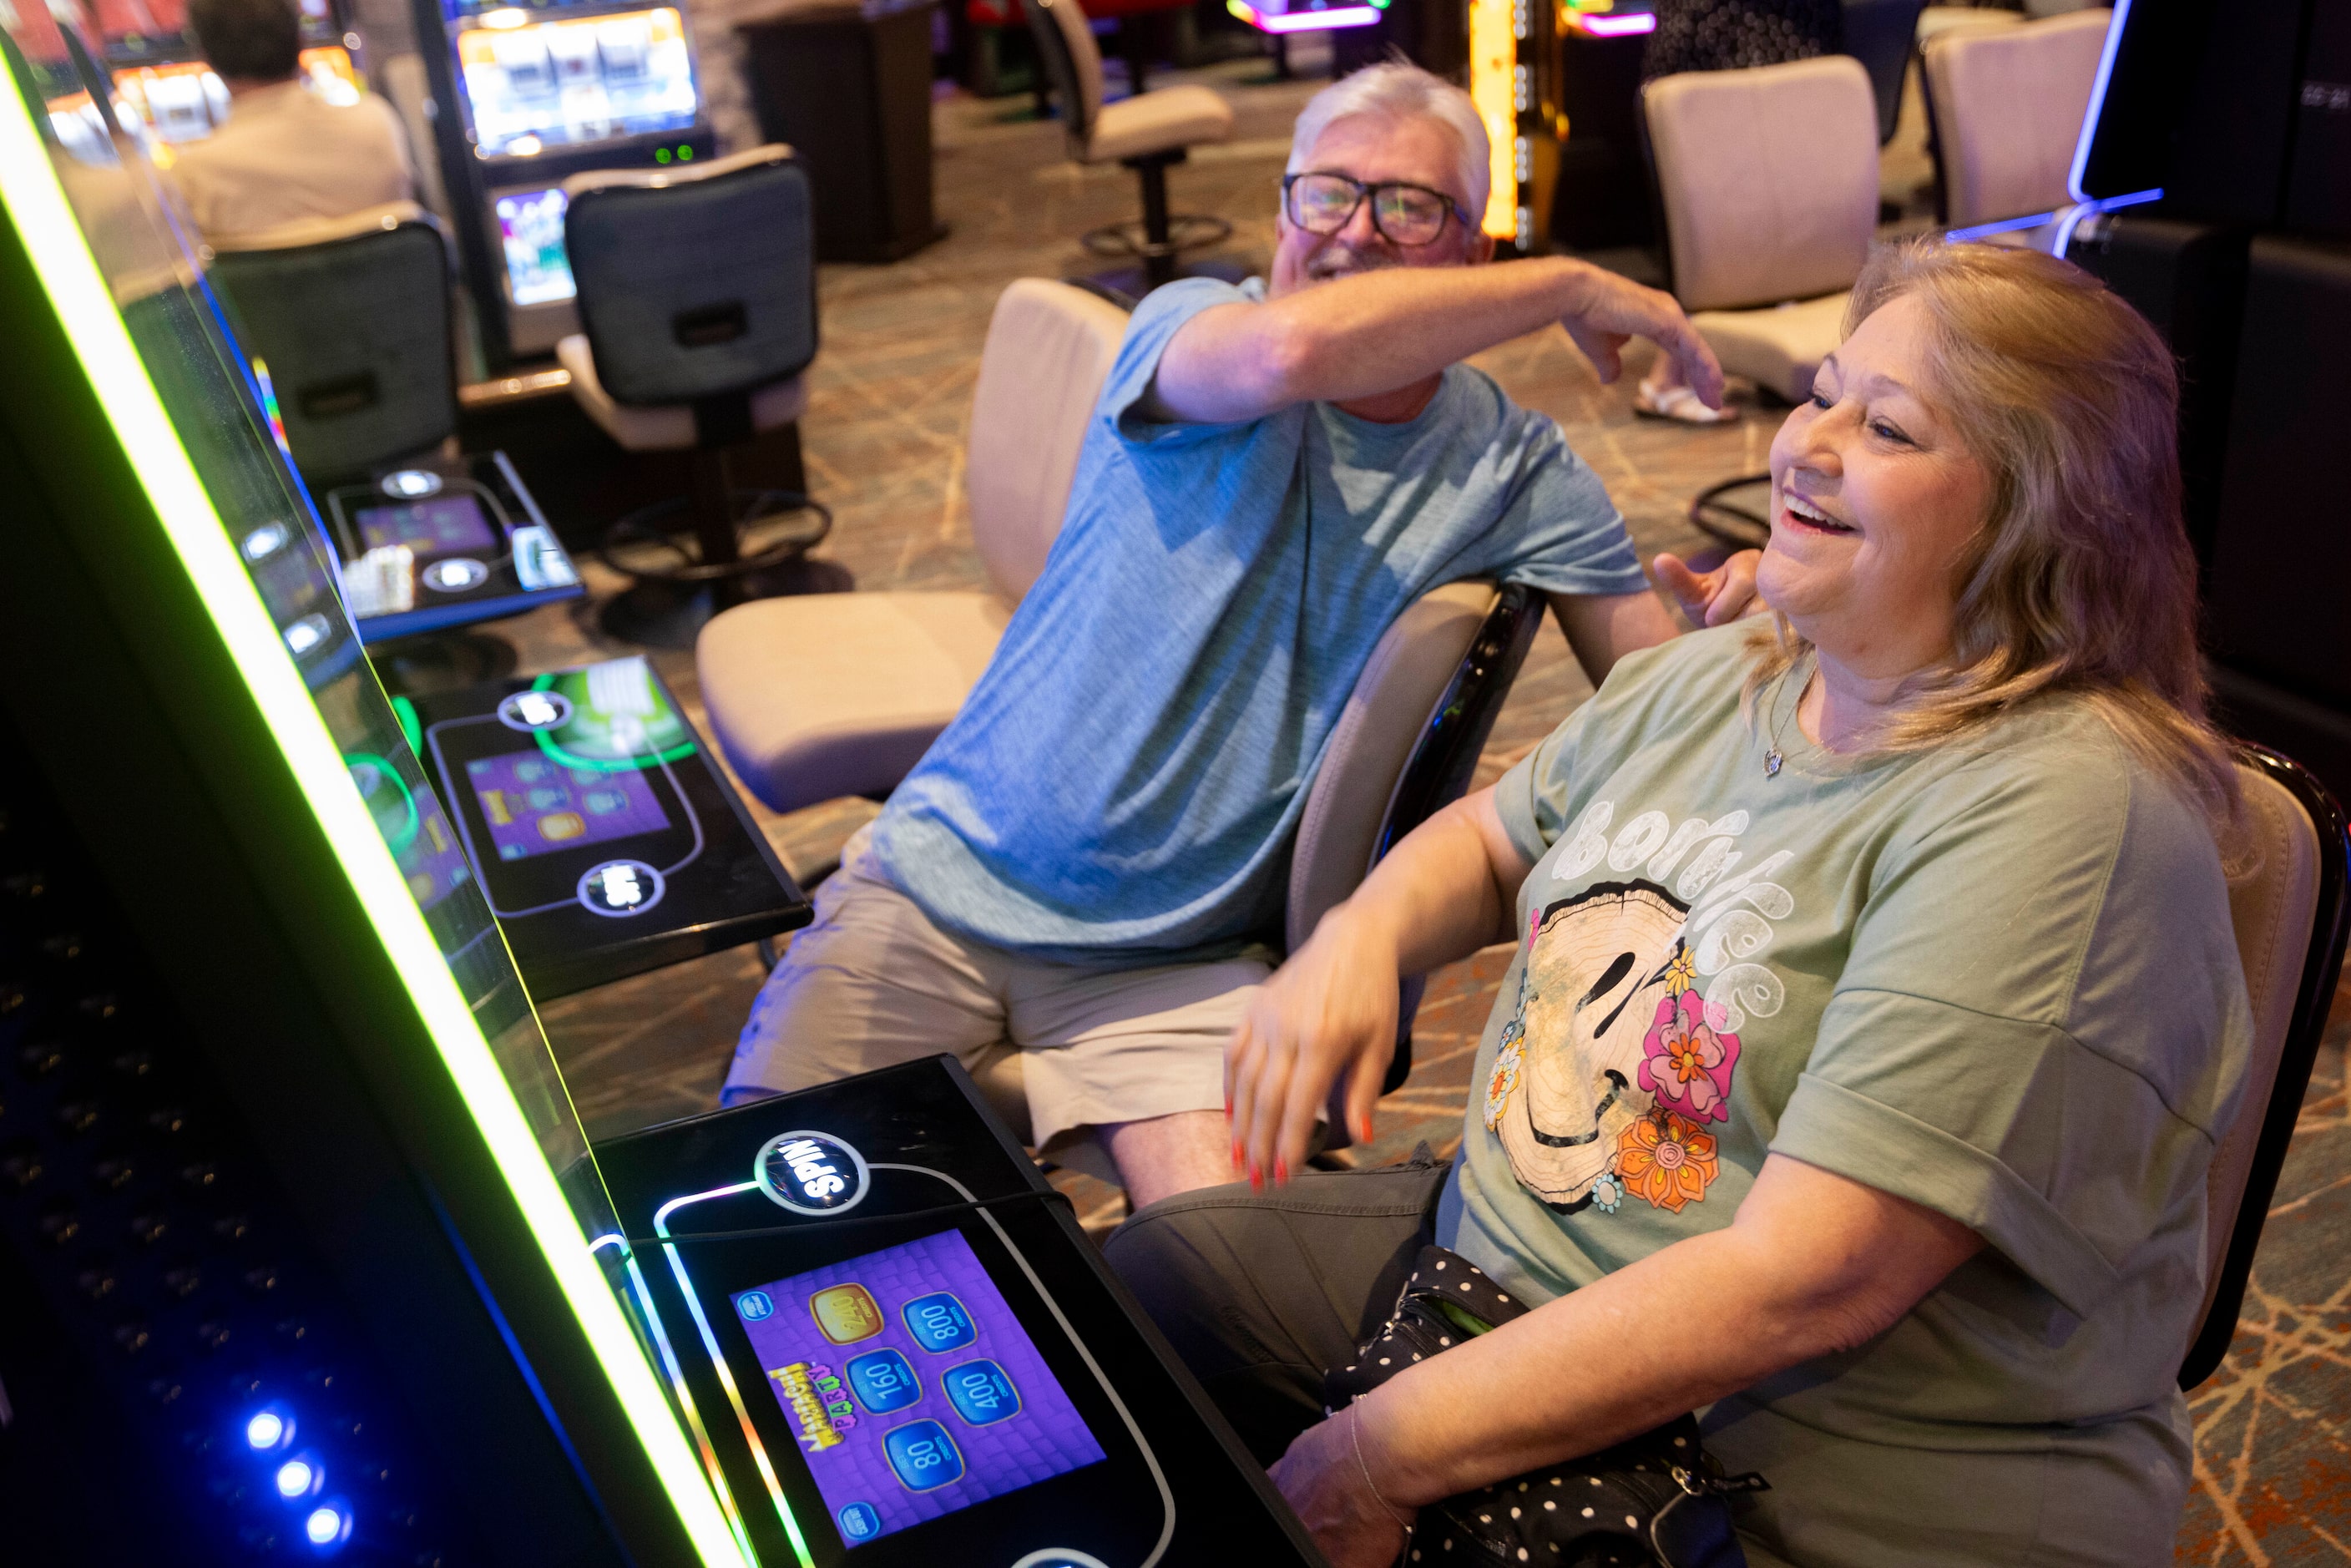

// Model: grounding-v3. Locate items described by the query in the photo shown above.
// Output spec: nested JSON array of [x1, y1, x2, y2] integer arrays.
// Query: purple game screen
[[731, 1230, 1106, 1548], [356, 495, 499, 555], [464, 750, 670, 860]]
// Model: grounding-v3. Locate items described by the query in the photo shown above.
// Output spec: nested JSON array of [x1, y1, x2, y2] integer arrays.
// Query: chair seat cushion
[[1691, 291, 1851, 404], [556, 333, 808, 453], [696, 590, 1012, 813], [1084, 84, 1235, 164]]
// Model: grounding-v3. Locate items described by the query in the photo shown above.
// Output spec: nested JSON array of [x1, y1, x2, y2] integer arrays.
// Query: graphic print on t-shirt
[[1484, 797, 1795, 1216]]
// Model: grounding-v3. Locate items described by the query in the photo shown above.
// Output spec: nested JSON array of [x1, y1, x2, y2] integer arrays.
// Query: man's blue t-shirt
[[867, 277, 1649, 964]]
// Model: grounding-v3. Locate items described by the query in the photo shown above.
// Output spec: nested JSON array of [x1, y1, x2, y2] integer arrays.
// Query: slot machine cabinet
[[0, 12, 741, 1565], [408, 0, 715, 367]]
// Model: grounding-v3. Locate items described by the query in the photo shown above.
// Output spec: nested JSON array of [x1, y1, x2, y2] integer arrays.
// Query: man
[[166, 0, 414, 242], [725, 63, 1755, 1209]]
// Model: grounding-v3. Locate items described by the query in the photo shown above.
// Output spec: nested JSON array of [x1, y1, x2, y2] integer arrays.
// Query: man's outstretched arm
[[1140, 257, 1726, 425]]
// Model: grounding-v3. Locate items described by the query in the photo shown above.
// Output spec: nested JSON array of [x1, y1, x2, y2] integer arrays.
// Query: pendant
[[1764, 749, 1783, 779]]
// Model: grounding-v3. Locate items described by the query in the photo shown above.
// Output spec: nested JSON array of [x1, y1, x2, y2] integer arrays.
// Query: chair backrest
[[1023, 0, 1105, 154], [1922, 9, 2112, 226], [1642, 56, 1879, 313], [207, 201, 454, 482], [561, 146, 817, 409], [1289, 581, 1545, 952], [2180, 748, 2349, 1388], [964, 280, 1131, 603], [1840, 0, 1929, 146]]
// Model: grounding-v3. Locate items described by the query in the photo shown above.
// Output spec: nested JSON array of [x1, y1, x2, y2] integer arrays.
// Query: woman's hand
[[1272, 1404, 1416, 1568], [1655, 549, 1767, 627], [1226, 903, 1403, 1186]]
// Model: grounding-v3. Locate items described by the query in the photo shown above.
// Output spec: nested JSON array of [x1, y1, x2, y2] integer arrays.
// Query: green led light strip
[[0, 86, 749, 1568]]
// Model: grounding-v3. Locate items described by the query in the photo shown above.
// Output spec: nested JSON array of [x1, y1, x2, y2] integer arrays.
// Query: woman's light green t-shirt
[[1436, 624, 2251, 1568]]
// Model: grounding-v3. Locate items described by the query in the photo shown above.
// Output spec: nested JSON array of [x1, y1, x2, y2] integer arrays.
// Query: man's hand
[[1558, 268, 1726, 410], [1654, 549, 1764, 627]]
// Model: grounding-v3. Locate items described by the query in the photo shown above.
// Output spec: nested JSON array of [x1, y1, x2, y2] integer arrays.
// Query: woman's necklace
[[1764, 659, 1811, 779]]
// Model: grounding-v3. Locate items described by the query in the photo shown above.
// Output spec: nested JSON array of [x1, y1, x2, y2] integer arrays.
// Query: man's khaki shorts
[[724, 828, 1270, 1177]]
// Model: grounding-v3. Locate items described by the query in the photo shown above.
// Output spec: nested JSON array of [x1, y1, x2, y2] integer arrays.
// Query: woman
[[1104, 240, 2252, 1568]]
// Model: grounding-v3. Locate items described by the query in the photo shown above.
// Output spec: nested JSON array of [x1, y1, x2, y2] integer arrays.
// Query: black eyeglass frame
[[1280, 171, 1476, 246]]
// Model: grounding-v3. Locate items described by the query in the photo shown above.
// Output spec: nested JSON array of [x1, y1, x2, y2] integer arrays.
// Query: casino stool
[[962, 579, 1547, 1163], [1641, 56, 1879, 545], [1920, 8, 2111, 228], [557, 144, 837, 649], [695, 279, 1132, 822], [1024, 0, 1239, 305], [2178, 747, 2349, 1388]]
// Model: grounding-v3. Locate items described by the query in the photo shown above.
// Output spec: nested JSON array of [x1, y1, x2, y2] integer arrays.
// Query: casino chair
[[556, 144, 835, 649], [1639, 55, 1879, 547], [696, 278, 1132, 822], [2177, 747, 2349, 1389], [1920, 8, 2111, 229], [209, 201, 458, 488], [1022, 0, 1238, 305]]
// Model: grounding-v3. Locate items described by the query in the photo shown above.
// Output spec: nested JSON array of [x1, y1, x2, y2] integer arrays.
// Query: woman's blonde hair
[[1747, 237, 2239, 821]]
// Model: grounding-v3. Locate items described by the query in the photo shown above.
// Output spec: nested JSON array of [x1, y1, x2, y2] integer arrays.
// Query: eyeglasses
[[1282, 172, 1471, 248]]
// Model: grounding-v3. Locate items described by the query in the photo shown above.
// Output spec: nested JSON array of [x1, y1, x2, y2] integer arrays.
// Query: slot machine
[[85, 0, 367, 147], [0, 6, 1328, 1562], [409, 0, 715, 366]]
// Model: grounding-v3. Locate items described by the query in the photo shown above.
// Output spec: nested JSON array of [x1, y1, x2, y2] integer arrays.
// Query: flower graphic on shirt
[[1589, 1170, 1624, 1214], [1637, 990, 1741, 1124], [1615, 1109, 1718, 1213], [1661, 945, 1697, 998], [1484, 1019, 1524, 1133]]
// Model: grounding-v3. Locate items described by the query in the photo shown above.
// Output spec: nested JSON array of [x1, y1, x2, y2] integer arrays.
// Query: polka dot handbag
[[1324, 1244, 1767, 1568]]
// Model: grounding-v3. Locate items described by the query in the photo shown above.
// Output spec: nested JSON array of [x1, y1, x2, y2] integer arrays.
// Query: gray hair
[[1286, 63, 1490, 219]]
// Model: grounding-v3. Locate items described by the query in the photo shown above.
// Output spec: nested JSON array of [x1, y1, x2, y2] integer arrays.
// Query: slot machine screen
[[731, 1228, 1108, 1547], [454, 6, 696, 157], [494, 187, 575, 305], [112, 59, 227, 142]]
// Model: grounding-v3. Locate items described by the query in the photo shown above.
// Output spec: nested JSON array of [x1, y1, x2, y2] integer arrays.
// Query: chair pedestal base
[[1074, 150, 1236, 301], [596, 445, 842, 648]]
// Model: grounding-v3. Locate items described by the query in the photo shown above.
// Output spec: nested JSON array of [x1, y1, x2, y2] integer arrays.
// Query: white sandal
[[1634, 382, 1738, 425]]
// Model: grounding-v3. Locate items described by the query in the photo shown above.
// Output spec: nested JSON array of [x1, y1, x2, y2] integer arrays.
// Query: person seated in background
[[166, 0, 414, 242], [724, 63, 1761, 1210], [1106, 240, 2252, 1567]]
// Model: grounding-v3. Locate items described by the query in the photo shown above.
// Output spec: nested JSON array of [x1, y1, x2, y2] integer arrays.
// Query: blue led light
[[276, 1457, 320, 1498], [304, 1501, 352, 1548], [245, 1409, 291, 1449]]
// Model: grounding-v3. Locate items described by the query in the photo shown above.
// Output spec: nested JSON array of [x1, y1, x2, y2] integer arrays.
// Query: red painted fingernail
[[1231, 1138, 1244, 1168], [1275, 1156, 1288, 1184], [1359, 1115, 1376, 1143], [1248, 1160, 1262, 1190]]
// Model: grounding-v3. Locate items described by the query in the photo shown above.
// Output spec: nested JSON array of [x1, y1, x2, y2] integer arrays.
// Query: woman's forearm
[[1357, 1156, 1983, 1504], [1322, 787, 1530, 978]]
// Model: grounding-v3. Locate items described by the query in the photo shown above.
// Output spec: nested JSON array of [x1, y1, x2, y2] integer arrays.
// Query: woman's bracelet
[[1347, 1398, 1416, 1530]]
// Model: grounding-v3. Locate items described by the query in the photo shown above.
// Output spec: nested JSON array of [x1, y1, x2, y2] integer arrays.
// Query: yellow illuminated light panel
[[1468, 0, 1516, 238], [0, 72, 751, 1568]]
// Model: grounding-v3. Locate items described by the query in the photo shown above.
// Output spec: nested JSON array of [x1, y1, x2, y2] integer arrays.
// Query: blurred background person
[[168, 0, 415, 242]]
